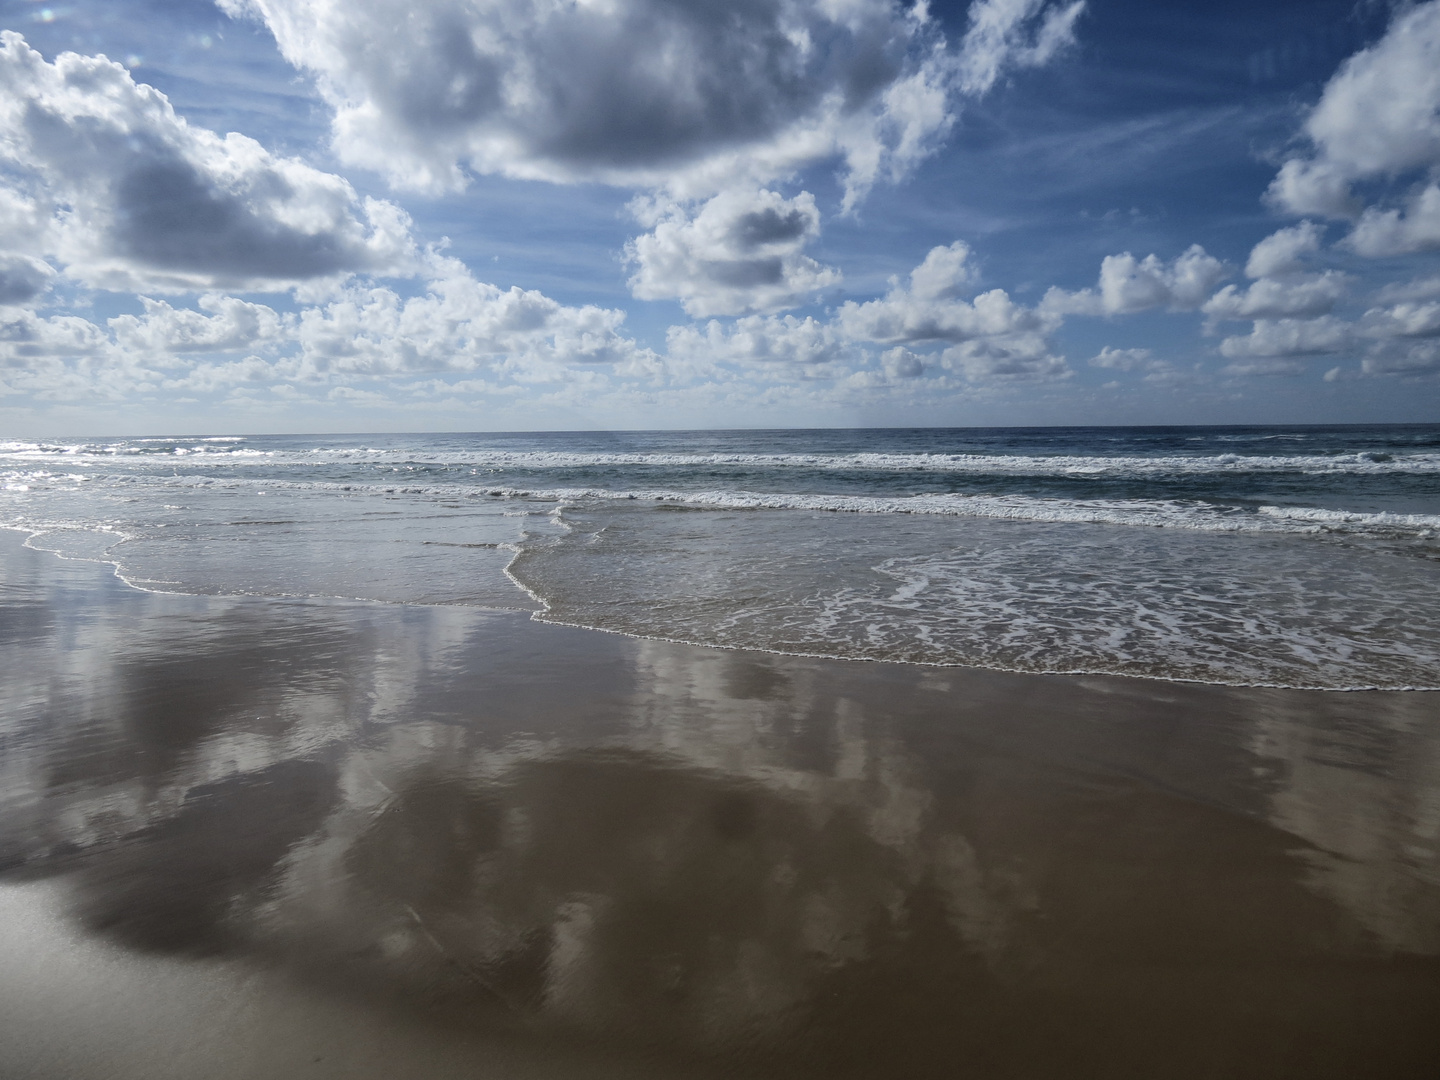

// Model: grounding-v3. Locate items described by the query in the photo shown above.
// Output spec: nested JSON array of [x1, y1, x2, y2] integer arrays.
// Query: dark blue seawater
[[3, 425, 1439, 688]]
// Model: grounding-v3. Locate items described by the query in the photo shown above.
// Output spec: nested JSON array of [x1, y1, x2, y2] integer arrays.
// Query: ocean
[[2, 424, 1438, 690]]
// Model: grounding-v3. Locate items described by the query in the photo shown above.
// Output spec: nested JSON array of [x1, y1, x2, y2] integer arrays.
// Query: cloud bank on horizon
[[0, 0, 1437, 431]]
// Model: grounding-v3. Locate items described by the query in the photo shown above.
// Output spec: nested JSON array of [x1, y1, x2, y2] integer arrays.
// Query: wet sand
[[1, 531, 1438, 1079]]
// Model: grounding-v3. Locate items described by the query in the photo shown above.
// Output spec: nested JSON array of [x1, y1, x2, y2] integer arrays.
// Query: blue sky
[[0, 0, 1437, 433]]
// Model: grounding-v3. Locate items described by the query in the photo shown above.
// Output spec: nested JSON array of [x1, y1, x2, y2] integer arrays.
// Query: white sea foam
[[5, 439, 1438, 690], [5, 471, 1438, 542], [1256, 504, 1440, 529], [512, 511, 1440, 691], [0, 440, 273, 459], [3, 441, 1439, 476]]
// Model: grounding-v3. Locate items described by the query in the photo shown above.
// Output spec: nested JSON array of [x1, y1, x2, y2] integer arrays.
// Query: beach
[[6, 0, 1440, 1070], [2, 530, 1438, 1078]]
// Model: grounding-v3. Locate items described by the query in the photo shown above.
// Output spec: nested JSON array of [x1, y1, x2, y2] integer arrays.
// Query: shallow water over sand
[[5, 425, 1440, 689], [2, 535, 1439, 1078]]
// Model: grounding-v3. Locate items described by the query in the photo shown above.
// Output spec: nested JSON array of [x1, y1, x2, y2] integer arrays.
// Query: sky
[[0, 0, 1438, 434]]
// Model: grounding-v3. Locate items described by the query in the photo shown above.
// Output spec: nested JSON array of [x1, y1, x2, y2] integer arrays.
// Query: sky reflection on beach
[[1, 537, 1438, 1078]]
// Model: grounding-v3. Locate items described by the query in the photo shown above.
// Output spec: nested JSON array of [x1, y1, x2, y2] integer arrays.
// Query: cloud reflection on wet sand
[[1, 536, 1438, 1078]]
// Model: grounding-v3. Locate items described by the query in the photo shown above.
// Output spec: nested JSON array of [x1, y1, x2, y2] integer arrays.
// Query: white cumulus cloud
[[1360, 300, 1440, 341], [1090, 346, 1154, 370], [1355, 294, 1440, 379], [626, 189, 839, 317], [1362, 340, 1440, 378], [0, 255, 664, 402], [664, 240, 1070, 385], [1270, 1, 1440, 209], [1375, 275, 1440, 304], [1220, 357, 1309, 378], [109, 295, 291, 357], [0, 32, 414, 294], [1204, 224, 1350, 367], [836, 241, 1052, 341], [215, 1, 1083, 322], [1041, 244, 1226, 316], [1244, 221, 1323, 278], [219, 0, 1082, 206], [1218, 316, 1353, 360], [0, 309, 109, 361], [1348, 183, 1440, 257], [938, 333, 1067, 381], [1203, 274, 1348, 322], [666, 313, 851, 371], [0, 252, 55, 306], [295, 256, 656, 379], [1266, 2, 1440, 259]]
